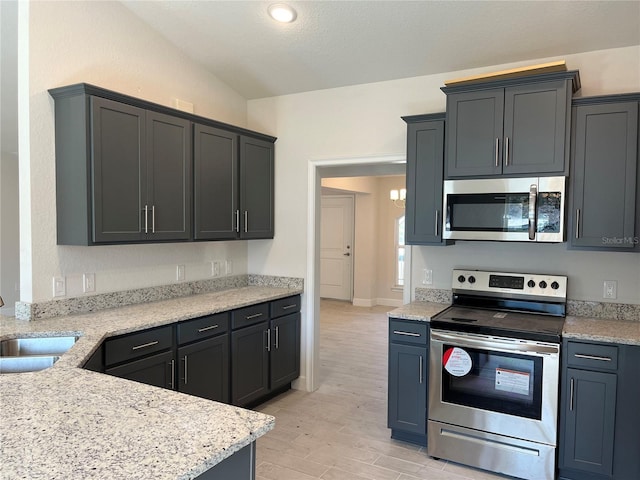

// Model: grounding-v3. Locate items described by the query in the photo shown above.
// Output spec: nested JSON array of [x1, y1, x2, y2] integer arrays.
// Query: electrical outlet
[[603, 280, 617, 299], [83, 273, 95, 293], [53, 276, 66, 297], [212, 261, 221, 277], [225, 260, 233, 275], [177, 265, 185, 282], [423, 269, 433, 285]]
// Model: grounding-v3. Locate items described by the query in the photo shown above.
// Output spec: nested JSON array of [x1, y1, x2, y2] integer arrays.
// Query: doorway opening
[[304, 154, 410, 393]]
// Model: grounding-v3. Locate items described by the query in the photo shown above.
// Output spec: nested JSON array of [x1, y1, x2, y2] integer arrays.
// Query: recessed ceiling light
[[268, 3, 297, 23]]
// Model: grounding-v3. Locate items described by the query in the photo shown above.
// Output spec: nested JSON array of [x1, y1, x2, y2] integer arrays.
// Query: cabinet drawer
[[567, 341, 618, 371], [178, 312, 229, 345], [105, 325, 173, 366], [232, 303, 270, 330], [389, 319, 428, 345], [270, 295, 300, 318]]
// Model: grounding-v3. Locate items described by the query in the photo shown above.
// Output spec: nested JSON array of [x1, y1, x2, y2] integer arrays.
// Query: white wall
[[247, 45, 640, 306], [19, 1, 253, 302]]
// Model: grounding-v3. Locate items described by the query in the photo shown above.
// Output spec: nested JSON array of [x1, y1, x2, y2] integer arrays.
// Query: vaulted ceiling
[[121, 0, 640, 99]]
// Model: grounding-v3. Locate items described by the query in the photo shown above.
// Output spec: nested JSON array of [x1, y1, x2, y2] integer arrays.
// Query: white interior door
[[320, 195, 354, 300]]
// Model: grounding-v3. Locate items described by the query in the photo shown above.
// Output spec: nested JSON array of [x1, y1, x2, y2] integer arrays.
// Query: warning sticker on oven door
[[443, 347, 472, 377], [495, 368, 530, 396]]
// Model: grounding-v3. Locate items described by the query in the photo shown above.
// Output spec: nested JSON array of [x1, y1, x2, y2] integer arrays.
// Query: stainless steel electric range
[[428, 269, 567, 480]]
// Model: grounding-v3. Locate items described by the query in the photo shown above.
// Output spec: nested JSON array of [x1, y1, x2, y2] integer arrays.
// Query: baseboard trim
[[352, 298, 403, 308]]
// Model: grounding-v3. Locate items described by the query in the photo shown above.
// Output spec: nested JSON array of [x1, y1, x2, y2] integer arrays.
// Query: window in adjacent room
[[395, 215, 405, 286]]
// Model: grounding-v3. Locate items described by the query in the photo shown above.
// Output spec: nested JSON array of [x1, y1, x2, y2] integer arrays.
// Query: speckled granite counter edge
[[15, 275, 304, 321]]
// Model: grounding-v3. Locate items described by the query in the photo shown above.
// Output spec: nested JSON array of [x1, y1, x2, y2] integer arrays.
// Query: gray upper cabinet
[[569, 96, 639, 251], [240, 136, 275, 239], [91, 97, 146, 243], [193, 125, 239, 240], [403, 113, 450, 245], [442, 72, 579, 178], [50, 83, 276, 245], [145, 111, 192, 241]]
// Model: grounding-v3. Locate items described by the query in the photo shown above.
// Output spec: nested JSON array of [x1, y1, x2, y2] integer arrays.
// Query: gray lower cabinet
[[231, 296, 301, 407], [105, 350, 174, 389], [387, 318, 428, 446], [559, 340, 640, 480], [403, 113, 449, 245], [176, 313, 230, 402], [196, 442, 255, 480], [442, 73, 578, 178], [569, 96, 639, 251], [97, 296, 300, 409], [231, 321, 270, 406]]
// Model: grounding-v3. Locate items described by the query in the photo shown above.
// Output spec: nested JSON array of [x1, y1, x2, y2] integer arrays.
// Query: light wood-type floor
[[255, 299, 513, 480]]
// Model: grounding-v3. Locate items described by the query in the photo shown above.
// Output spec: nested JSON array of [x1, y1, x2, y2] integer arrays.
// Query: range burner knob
[[551, 281, 560, 290], [457, 275, 466, 283], [527, 280, 536, 288], [468, 275, 476, 284], [539, 280, 548, 289]]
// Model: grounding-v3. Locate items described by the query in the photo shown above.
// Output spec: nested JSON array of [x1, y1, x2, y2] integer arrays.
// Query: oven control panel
[[452, 269, 567, 299]]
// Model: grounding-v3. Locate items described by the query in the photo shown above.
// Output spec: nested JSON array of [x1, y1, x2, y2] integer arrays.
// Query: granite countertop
[[0, 285, 302, 480], [388, 301, 640, 346], [563, 315, 640, 346], [388, 301, 448, 322]]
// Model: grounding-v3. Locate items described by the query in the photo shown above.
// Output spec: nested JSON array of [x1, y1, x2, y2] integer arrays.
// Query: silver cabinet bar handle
[[197, 324, 219, 333], [235, 210, 240, 233], [282, 304, 297, 310], [419, 355, 423, 384], [183, 355, 188, 385], [170, 359, 175, 389], [246, 313, 263, 320], [244, 211, 248, 233], [393, 330, 420, 337], [151, 205, 155, 234], [575, 209, 581, 239], [132, 340, 159, 351], [144, 205, 148, 234], [505, 137, 510, 166], [275, 326, 279, 350], [435, 210, 439, 236], [265, 329, 271, 352], [495, 138, 500, 167], [569, 377, 574, 411], [574, 353, 612, 362]]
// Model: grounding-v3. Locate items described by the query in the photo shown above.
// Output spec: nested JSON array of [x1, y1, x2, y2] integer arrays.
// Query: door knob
[[343, 252, 351, 256]]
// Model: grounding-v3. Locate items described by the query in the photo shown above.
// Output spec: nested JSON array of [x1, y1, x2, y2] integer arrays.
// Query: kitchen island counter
[[0, 285, 302, 479]]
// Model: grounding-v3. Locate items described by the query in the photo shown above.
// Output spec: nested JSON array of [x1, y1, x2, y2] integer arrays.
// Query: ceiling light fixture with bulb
[[268, 3, 297, 23]]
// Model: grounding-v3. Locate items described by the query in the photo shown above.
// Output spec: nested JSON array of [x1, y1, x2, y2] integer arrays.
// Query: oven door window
[[446, 193, 530, 232], [441, 345, 543, 420]]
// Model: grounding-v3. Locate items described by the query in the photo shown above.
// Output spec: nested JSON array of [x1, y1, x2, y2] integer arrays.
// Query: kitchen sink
[[0, 336, 78, 374]]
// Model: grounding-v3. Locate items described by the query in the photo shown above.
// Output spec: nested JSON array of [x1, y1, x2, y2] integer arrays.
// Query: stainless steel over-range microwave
[[443, 176, 566, 242]]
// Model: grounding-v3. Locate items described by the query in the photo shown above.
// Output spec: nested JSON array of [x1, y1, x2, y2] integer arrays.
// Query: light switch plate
[[83, 273, 95, 293], [53, 276, 66, 297], [177, 265, 185, 282]]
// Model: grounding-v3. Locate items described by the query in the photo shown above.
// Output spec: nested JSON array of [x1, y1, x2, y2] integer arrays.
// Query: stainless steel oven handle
[[528, 183, 537, 241], [430, 329, 559, 356]]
